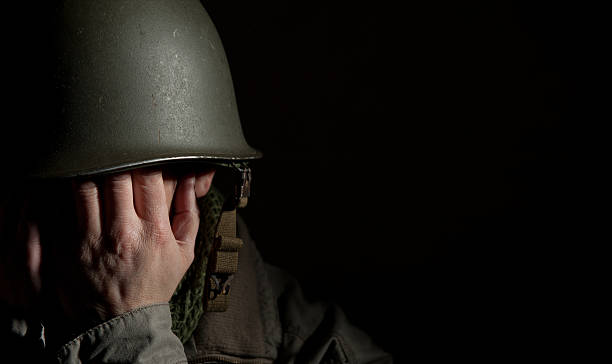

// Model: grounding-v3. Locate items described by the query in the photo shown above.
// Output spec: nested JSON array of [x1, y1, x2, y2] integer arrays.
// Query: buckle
[[234, 165, 251, 208], [208, 273, 234, 301]]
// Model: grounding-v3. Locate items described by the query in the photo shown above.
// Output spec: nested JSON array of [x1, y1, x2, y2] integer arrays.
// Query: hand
[[48, 168, 214, 322]]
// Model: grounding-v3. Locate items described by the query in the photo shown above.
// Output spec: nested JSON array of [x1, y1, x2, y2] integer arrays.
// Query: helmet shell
[[28, 0, 259, 178]]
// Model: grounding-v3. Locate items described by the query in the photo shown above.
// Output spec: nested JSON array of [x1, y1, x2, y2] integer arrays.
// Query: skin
[[0, 167, 215, 326]]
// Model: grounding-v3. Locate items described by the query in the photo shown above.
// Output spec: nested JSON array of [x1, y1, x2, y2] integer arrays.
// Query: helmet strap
[[204, 208, 243, 312]]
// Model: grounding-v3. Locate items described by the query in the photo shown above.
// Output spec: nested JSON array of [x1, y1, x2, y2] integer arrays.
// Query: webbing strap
[[205, 209, 243, 312]]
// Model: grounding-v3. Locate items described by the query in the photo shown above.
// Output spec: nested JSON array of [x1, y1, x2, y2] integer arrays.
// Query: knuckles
[[74, 180, 99, 200], [104, 223, 145, 256]]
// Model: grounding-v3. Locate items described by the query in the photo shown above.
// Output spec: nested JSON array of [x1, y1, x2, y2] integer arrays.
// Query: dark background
[[0, 0, 597, 361], [204, 1, 601, 361]]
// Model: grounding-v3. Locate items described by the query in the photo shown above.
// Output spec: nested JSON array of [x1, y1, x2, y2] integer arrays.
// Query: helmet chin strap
[[205, 208, 243, 312], [205, 165, 250, 312]]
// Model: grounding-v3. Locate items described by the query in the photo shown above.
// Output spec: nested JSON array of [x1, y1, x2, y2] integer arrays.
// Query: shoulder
[[239, 216, 393, 363]]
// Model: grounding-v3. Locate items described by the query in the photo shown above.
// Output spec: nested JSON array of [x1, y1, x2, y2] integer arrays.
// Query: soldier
[[0, 1, 391, 362]]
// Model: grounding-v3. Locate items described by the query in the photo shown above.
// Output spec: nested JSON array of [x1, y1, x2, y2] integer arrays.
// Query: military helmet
[[19, 0, 260, 179]]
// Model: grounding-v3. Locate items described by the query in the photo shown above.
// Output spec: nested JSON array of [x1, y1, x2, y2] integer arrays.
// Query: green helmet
[[23, 0, 259, 179]]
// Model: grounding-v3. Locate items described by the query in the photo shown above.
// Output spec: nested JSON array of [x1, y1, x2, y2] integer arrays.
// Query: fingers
[[104, 172, 137, 226], [132, 169, 168, 224], [172, 175, 199, 244], [72, 180, 102, 237], [69, 167, 208, 248], [195, 169, 215, 199], [163, 175, 178, 215]]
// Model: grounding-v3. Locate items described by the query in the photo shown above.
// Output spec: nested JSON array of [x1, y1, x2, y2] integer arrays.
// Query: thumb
[[18, 200, 42, 297], [25, 221, 42, 294]]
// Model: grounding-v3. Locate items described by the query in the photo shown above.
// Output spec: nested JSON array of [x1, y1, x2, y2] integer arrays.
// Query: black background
[[204, 0, 600, 361], [0, 0, 600, 361]]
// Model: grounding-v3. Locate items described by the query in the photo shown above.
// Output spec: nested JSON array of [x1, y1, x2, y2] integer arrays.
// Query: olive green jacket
[[2, 218, 392, 363]]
